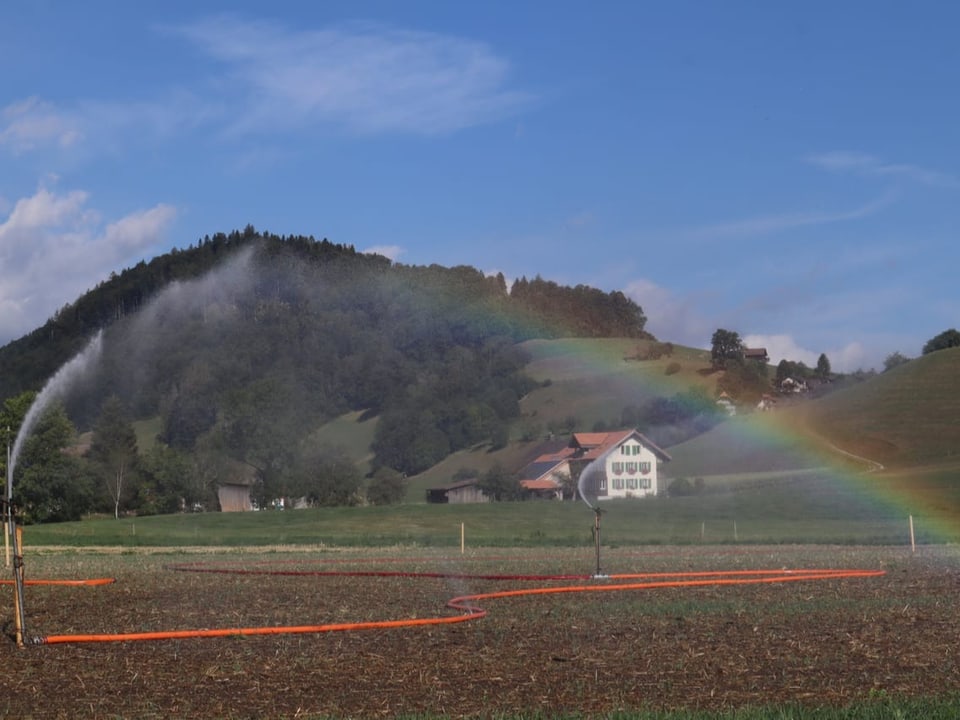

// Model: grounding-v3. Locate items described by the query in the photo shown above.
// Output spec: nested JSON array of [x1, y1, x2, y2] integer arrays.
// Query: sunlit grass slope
[[787, 347, 960, 469], [663, 414, 828, 480], [518, 338, 716, 431], [306, 410, 378, 474]]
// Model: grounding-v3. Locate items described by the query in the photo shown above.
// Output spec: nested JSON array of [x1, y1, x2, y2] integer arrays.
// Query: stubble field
[[1, 545, 959, 719]]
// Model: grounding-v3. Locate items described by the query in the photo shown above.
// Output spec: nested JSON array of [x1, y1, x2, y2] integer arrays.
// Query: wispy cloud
[[808, 151, 960, 190], [0, 186, 176, 344], [684, 192, 894, 242], [1, 17, 529, 160], [170, 16, 533, 136], [0, 92, 215, 159], [0, 97, 82, 153]]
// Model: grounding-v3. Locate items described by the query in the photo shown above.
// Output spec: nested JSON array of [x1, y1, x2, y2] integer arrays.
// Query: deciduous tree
[[922, 328, 960, 355], [477, 462, 520, 501], [89, 395, 139, 519], [815, 353, 831, 380], [710, 329, 744, 370], [15, 403, 94, 523], [883, 351, 911, 372]]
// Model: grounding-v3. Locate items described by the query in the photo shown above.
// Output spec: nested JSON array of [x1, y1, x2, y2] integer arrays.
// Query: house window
[[599, 477, 607, 491], [639, 461, 651, 474], [640, 478, 651, 490], [620, 446, 628, 456], [612, 462, 624, 475], [627, 477, 638, 490], [612, 477, 624, 490]]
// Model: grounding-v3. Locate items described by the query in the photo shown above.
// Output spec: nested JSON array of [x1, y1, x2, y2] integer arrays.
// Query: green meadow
[[23, 474, 951, 548]]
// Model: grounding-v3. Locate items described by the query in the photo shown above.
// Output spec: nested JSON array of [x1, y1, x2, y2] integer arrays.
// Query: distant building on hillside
[[426, 479, 490, 504], [716, 392, 737, 416]]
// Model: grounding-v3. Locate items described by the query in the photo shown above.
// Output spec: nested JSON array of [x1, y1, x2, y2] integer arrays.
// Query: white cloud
[[362, 244, 404, 261], [624, 278, 713, 347], [807, 151, 960, 190], [743, 333, 867, 374], [171, 16, 532, 136], [0, 186, 176, 344]]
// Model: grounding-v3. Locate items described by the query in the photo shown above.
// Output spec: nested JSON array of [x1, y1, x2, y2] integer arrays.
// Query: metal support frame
[[592, 507, 607, 579], [6, 442, 27, 647]]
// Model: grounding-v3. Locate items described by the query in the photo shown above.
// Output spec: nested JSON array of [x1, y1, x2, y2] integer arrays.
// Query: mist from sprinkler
[[577, 454, 610, 580], [4, 246, 259, 645]]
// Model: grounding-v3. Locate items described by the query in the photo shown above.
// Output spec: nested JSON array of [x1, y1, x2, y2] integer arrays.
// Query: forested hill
[[0, 227, 649, 401], [0, 227, 649, 488]]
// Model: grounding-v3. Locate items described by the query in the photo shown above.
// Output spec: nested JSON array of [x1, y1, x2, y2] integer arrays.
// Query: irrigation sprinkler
[[5, 443, 27, 647], [578, 454, 610, 580], [591, 506, 608, 579]]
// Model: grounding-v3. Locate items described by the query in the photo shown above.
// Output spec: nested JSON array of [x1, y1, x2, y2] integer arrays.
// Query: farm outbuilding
[[218, 482, 253, 512], [426, 479, 490, 504]]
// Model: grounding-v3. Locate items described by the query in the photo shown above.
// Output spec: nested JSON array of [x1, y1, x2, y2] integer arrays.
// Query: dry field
[[1, 545, 958, 719]]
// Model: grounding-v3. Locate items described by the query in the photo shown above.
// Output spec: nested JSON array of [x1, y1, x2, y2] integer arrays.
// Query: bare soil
[[1, 546, 958, 719]]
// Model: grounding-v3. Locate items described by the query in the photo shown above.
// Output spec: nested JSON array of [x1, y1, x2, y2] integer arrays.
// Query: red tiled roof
[[571, 430, 633, 459], [570, 428, 672, 462]]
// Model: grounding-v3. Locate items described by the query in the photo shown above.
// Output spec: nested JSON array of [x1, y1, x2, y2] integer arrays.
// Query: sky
[[2, 1, 959, 372]]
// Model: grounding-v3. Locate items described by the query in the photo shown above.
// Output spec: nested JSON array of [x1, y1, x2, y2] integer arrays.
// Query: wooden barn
[[426, 479, 490, 504]]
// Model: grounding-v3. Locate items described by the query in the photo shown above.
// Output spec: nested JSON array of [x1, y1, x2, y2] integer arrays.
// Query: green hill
[[787, 347, 960, 469]]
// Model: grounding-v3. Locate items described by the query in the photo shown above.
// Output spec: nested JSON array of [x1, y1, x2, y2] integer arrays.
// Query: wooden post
[[734, 521, 738, 542], [700, 522, 705, 542], [5, 438, 10, 568], [460, 522, 465, 554], [13, 525, 24, 648], [909, 515, 915, 553]]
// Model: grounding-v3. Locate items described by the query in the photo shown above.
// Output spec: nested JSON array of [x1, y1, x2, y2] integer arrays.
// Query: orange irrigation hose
[[31, 566, 885, 646], [1, 578, 115, 587]]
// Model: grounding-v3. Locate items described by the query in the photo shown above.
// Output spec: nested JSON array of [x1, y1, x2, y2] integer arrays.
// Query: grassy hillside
[[663, 413, 829, 480], [305, 410, 379, 475], [516, 337, 716, 432], [785, 347, 960, 469]]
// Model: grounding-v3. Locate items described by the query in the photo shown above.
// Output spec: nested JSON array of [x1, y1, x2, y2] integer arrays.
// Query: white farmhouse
[[570, 429, 671, 500]]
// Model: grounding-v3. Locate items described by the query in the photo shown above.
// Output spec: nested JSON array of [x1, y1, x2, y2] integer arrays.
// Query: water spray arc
[[577, 452, 612, 579], [5, 332, 104, 646]]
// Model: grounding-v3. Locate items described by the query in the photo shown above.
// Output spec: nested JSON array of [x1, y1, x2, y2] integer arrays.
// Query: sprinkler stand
[[592, 507, 608, 579], [5, 450, 27, 647]]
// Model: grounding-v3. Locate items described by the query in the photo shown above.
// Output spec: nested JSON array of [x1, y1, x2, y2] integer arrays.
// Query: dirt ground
[[1, 545, 958, 719]]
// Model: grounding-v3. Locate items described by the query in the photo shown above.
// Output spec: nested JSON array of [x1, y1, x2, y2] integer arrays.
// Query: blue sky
[[2, 1, 958, 371]]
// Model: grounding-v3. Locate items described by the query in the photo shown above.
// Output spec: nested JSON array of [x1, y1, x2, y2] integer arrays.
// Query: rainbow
[[519, 336, 959, 545]]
